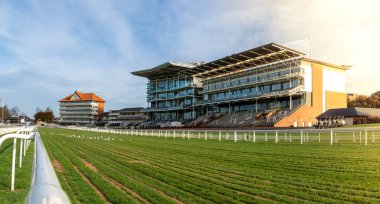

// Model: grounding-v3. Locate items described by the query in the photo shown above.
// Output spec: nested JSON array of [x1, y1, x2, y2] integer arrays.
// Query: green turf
[[0, 138, 34, 204], [36, 127, 380, 204]]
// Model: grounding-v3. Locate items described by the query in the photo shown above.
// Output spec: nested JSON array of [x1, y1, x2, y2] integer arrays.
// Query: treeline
[[348, 91, 380, 108], [34, 107, 55, 123], [0, 106, 25, 120]]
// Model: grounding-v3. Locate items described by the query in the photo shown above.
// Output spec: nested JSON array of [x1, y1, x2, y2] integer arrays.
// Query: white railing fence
[[0, 126, 70, 204], [61, 126, 380, 146]]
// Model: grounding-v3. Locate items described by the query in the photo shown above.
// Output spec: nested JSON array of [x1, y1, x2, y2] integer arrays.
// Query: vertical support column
[[255, 99, 258, 113], [289, 95, 293, 110], [11, 138, 17, 191]]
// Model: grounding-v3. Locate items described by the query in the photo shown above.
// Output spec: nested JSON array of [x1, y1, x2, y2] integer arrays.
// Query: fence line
[[60, 126, 380, 146], [0, 126, 70, 203]]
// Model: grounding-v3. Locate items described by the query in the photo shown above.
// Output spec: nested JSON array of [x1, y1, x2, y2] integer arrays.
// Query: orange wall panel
[[325, 91, 347, 110]]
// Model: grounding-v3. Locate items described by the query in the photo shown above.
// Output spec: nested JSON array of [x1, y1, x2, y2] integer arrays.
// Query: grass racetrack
[[32, 128, 380, 203]]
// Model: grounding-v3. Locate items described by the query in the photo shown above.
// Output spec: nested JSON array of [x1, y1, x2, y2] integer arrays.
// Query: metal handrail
[[0, 126, 70, 204]]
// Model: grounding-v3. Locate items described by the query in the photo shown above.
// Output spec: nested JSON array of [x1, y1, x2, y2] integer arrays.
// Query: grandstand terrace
[[133, 43, 349, 128]]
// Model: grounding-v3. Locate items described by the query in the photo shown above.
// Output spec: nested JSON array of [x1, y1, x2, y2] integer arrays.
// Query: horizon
[[0, 0, 379, 117]]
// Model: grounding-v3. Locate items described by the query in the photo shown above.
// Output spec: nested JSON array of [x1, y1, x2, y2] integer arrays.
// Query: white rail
[[0, 126, 70, 204], [61, 126, 380, 146]]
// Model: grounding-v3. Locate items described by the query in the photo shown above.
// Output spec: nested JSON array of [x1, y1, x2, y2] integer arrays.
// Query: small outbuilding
[[317, 107, 380, 126]]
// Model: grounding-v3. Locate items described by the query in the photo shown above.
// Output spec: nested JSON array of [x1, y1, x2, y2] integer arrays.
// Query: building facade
[[59, 91, 105, 125], [132, 62, 203, 121], [108, 107, 147, 127], [132, 43, 348, 127]]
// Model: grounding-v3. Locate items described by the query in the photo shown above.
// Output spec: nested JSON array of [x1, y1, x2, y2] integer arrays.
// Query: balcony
[[197, 85, 304, 105], [201, 70, 304, 94]]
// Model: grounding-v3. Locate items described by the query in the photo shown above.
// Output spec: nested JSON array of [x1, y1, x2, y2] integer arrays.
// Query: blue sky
[[0, 0, 379, 117]]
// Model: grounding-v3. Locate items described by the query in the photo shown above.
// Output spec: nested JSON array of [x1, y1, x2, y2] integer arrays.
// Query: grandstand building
[[108, 107, 147, 127], [132, 43, 349, 128], [59, 91, 105, 125]]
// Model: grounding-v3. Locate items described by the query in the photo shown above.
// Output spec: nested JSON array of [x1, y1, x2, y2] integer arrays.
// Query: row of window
[[212, 98, 302, 112], [151, 89, 195, 100], [152, 98, 197, 108], [150, 78, 192, 92]]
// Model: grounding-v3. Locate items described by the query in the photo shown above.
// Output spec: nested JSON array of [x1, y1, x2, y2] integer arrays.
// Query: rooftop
[[317, 107, 380, 118], [59, 91, 105, 103], [131, 62, 202, 79]]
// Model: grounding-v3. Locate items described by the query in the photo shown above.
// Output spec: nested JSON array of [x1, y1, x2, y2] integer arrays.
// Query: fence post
[[300, 131, 303, 144], [253, 131, 256, 143], [275, 131, 278, 143], [290, 133, 292, 143], [318, 133, 321, 143], [265, 132, 267, 142], [352, 132, 355, 143], [219, 131, 221, 142], [365, 129, 367, 146], [330, 130, 333, 145], [372, 131, 374, 143], [234, 131, 237, 142], [306, 132, 309, 143], [11, 138, 17, 191], [19, 139, 23, 168], [23, 139, 26, 156], [187, 131, 190, 140], [335, 133, 337, 143], [284, 132, 287, 142], [205, 131, 208, 141]]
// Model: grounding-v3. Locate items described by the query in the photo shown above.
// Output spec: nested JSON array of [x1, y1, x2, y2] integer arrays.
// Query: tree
[[10, 107, 20, 116], [34, 107, 55, 123], [0, 105, 10, 122], [348, 91, 380, 108]]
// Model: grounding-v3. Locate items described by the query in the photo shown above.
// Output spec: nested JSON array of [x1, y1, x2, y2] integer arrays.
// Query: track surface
[[40, 128, 380, 204]]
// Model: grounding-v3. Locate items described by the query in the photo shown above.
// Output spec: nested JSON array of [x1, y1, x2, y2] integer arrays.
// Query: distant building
[[108, 107, 147, 127], [59, 91, 105, 125]]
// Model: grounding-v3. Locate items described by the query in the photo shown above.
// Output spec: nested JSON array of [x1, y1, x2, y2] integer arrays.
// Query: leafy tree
[[34, 107, 55, 123], [0, 105, 10, 121], [348, 91, 380, 108]]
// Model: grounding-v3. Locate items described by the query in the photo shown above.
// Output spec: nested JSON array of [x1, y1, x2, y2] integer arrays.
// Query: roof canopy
[[59, 91, 105, 103], [181, 43, 305, 78], [131, 62, 201, 79], [317, 107, 380, 119]]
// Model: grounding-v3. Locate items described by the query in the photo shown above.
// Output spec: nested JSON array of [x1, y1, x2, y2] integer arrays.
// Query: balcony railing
[[197, 85, 304, 105], [201, 71, 304, 94]]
